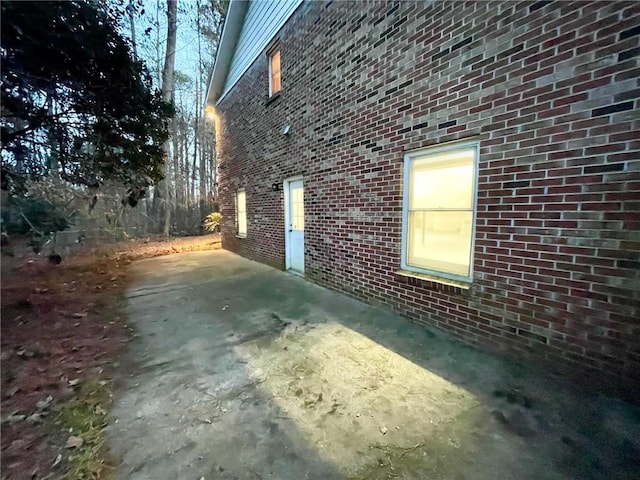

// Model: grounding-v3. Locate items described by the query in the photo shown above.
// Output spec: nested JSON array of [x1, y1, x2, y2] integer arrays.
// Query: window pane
[[270, 50, 281, 94], [237, 191, 247, 235], [237, 191, 246, 211], [291, 186, 304, 230], [407, 211, 472, 276], [410, 148, 474, 210]]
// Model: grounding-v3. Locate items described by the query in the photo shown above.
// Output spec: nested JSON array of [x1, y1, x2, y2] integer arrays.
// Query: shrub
[[203, 212, 222, 233]]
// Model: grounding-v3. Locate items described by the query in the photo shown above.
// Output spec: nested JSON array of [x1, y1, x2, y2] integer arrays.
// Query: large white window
[[268, 47, 281, 97], [401, 141, 478, 282], [236, 190, 247, 237]]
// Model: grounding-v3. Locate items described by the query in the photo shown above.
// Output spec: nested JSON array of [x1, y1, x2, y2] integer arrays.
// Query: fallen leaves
[[0, 394, 55, 425], [36, 395, 53, 411], [65, 435, 84, 449], [3, 413, 27, 423], [1, 234, 221, 479], [4, 386, 20, 398], [15, 347, 33, 358], [26, 413, 44, 423]]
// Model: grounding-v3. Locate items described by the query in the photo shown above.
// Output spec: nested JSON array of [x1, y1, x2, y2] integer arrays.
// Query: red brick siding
[[214, 1, 640, 385]]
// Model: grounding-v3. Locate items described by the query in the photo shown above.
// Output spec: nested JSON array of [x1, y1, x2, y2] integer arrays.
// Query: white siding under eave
[[218, 0, 303, 104]]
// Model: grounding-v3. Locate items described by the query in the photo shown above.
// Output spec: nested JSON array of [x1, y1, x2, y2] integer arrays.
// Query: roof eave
[[205, 0, 249, 107]]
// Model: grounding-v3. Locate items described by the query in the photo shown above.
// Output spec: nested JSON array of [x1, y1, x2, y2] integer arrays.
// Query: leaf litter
[[1, 234, 221, 479]]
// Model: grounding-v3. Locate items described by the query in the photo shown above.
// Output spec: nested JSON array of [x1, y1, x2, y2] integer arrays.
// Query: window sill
[[266, 92, 280, 105], [236, 234, 247, 239], [395, 269, 471, 290]]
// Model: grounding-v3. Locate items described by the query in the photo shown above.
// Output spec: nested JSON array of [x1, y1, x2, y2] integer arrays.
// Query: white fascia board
[[214, 0, 303, 106], [205, 0, 249, 107]]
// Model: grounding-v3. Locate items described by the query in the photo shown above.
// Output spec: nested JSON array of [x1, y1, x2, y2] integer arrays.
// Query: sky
[[122, 0, 219, 112]]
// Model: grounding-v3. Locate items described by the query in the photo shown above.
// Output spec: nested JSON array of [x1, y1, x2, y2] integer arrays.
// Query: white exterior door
[[285, 180, 305, 274]]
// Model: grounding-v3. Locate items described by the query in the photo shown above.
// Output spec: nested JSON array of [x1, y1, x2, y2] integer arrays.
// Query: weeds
[[56, 374, 114, 479]]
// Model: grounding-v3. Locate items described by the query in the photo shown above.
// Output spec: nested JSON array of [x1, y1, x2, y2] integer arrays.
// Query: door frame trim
[[283, 176, 304, 273]]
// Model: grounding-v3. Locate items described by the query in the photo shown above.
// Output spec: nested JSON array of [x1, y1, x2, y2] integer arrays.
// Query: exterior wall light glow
[[204, 105, 215, 122]]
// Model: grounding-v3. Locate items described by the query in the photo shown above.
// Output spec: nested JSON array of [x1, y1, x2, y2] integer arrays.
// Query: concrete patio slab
[[107, 250, 640, 480]]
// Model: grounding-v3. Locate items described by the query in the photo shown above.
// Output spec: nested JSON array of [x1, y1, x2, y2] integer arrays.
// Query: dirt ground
[[0, 235, 221, 480], [108, 250, 640, 480]]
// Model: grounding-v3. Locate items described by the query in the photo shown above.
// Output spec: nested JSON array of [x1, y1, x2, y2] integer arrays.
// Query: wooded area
[[142, 0, 226, 235], [1, 0, 225, 253]]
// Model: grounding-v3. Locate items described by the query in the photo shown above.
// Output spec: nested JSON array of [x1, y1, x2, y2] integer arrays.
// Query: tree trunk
[[155, 0, 162, 85], [172, 112, 180, 223], [196, 0, 207, 216], [45, 92, 61, 181], [158, 0, 177, 236], [183, 117, 190, 209], [128, 0, 137, 58], [192, 115, 200, 217], [199, 121, 207, 214], [192, 135, 198, 212]]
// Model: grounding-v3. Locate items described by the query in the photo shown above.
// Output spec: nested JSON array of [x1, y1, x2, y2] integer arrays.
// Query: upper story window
[[268, 47, 281, 97], [401, 141, 479, 283]]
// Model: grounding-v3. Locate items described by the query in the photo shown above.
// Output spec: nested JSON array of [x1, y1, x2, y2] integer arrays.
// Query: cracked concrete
[[107, 250, 640, 479]]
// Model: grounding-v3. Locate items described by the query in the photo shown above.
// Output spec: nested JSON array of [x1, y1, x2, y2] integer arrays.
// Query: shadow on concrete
[[109, 250, 640, 480]]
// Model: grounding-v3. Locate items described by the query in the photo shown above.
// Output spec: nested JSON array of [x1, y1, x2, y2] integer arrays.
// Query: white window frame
[[400, 140, 479, 284], [236, 189, 247, 238], [268, 46, 281, 97]]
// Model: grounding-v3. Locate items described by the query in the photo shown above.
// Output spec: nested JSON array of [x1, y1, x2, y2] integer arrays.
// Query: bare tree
[[127, 0, 138, 58], [128, 0, 225, 235], [153, 0, 177, 235]]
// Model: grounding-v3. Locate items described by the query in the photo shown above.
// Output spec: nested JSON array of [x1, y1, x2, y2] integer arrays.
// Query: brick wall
[[214, 0, 640, 387]]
